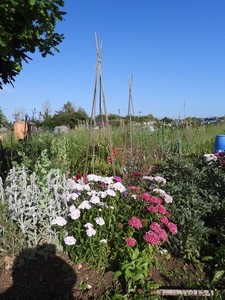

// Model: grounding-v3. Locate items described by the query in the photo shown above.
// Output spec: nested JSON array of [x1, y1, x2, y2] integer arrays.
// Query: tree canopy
[[0, 0, 66, 89]]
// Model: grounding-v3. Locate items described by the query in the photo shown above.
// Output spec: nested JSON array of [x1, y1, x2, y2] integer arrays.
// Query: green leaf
[[201, 256, 213, 262], [113, 271, 122, 279], [29, 0, 36, 5], [125, 269, 132, 278], [212, 270, 225, 284], [132, 248, 139, 260]]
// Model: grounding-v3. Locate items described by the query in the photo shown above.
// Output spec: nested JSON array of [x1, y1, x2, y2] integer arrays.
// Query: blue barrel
[[214, 134, 225, 152]]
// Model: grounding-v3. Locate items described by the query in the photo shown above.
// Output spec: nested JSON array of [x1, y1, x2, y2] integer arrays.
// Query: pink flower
[[167, 222, 178, 235], [165, 211, 171, 218], [150, 196, 162, 205], [146, 205, 158, 213], [138, 192, 151, 202], [160, 216, 169, 225], [128, 186, 141, 192], [157, 228, 168, 242], [150, 222, 162, 232], [114, 176, 122, 183], [156, 204, 167, 215], [125, 237, 137, 247], [128, 216, 143, 229], [143, 230, 160, 245]]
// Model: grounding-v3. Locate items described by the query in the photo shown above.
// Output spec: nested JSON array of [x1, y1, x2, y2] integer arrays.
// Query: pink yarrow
[[128, 216, 143, 229], [167, 222, 178, 235], [125, 237, 137, 247], [138, 192, 152, 202], [143, 230, 160, 245]]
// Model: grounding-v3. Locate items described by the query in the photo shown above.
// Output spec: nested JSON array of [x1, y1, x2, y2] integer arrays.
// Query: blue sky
[[1, 0, 225, 121]]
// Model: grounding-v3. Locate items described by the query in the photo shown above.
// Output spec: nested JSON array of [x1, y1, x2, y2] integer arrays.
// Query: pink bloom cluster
[[128, 216, 143, 229], [138, 193, 163, 205], [128, 186, 141, 192], [160, 216, 177, 235], [146, 204, 168, 215], [144, 222, 168, 245], [126, 237, 137, 247]]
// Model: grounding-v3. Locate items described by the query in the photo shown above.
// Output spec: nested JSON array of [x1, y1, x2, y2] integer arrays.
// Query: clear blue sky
[[1, 0, 225, 121]]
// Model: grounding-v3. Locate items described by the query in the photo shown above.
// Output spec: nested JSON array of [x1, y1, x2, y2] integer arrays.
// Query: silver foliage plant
[[0, 166, 69, 249]]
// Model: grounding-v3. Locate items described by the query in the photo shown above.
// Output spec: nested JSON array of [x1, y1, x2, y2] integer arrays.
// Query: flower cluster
[[51, 174, 127, 247], [124, 172, 177, 247]]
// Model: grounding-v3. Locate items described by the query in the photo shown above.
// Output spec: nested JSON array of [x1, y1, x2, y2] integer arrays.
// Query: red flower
[[131, 171, 142, 177]]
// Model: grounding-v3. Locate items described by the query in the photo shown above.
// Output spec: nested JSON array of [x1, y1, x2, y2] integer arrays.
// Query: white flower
[[142, 175, 154, 181], [67, 192, 79, 201], [86, 227, 96, 237], [84, 222, 94, 228], [106, 189, 116, 197], [110, 182, 126, 193], [51, 216, 67, 226], [164, 194, 173, 203], [87, 190, 97, 196], [64, 236, 76, 245], [153, 188, 166, 198], [154, 176, 167, 185], [66, 179, 85, 191], [87, 174, 101, 182], [99, 191, 107, 198], [100, 239, 107, 244], [69, 205, 81, 220], [95, 217, 105, 226], [78, 200, 91, 210], [90, 195, 100, 204], [100, 176, 114, 184]]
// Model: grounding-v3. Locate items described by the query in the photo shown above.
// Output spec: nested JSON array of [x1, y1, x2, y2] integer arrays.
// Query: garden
[[0, 122, 225, 299]]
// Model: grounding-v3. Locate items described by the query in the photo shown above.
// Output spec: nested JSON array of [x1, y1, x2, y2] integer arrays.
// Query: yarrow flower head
[[167, 222, 178, 235], [51, 216, 67, 227], [86, 227, 96, 237], [78, 200, 91, 210], [154, 176, 166, 185], [128, 216, 143, 229], [90, 195, 100, 204], [95, 217, 105, 226], [64, 236, 76, 245], [143, 230, 160, 245], [125, 237, 137, 247], [69, 205, 81, 220]]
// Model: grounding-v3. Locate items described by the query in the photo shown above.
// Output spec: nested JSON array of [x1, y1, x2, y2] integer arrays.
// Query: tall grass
[[1, 122, 225, 176]]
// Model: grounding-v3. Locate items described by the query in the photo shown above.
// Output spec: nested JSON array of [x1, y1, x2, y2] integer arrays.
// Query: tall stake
[[84, 33, 115, 176], [128, 74, 135, 153]]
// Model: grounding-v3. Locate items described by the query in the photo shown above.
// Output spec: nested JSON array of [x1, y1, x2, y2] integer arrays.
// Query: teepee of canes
[[84, 33, 115, 176]]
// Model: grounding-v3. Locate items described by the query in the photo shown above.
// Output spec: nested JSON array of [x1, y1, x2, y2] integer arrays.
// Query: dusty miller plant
[[0, 151, 70, 249]]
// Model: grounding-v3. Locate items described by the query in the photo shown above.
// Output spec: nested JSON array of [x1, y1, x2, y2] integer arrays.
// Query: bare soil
[[0, 247, 211, 300]]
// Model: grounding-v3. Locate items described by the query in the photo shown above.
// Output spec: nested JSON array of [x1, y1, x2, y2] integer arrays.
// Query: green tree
[[0, 0, 65, 89], [52, 102, 89, 129], [0, 107, 8, 126]]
